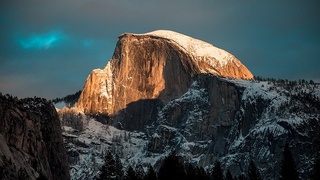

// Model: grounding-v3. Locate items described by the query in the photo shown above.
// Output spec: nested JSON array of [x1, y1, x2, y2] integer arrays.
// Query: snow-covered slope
[[225, 78, 320, 178], [63, 76, 320, 180], [63, 118, 168, 180]]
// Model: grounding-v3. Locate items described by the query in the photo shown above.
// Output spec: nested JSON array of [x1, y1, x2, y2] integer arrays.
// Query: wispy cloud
[[17, 30, 68, 49]]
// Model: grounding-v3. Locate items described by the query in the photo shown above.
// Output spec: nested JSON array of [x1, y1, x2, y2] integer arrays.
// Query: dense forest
[[96, 146, 320, 180]]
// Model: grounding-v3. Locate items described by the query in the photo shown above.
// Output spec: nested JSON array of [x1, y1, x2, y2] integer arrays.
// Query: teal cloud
[[18, 30, 67, 49]]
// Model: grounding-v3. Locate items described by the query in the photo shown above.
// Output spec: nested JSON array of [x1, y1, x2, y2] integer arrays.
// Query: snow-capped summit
[[77, 30, 253, 115], [139, 30, 236, 67]]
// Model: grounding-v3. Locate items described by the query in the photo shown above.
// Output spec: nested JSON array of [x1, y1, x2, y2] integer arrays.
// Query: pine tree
[[144, 164, 157, 180], [135, 163, 145, 180], [97, 151, 116, 180], [124, 166, 138, 180], [196, 166, 211, 180], [279, 143, 299, 180], [310, 148, 320, 180], [158, 152, 186, 180], [237, 174, 247, 180], [211, 160, 224, 180], [114, 154, 124, 180], [186, 163, 197, 180], [248, 161, 262, 180], [225, 170, 233, 180]]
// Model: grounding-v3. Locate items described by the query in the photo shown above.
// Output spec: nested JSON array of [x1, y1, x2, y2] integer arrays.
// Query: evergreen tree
[[225, 170, 233, 180], [135, 163, 145, 180], [124, 166, 138, 180], [211, 160, 224, 180], [310, 148, 320, 180], [279, 143, 299, 180], [114, 154, 124, 180], [196, 166, 211, 180], [237, 174, 247, 180], [97, 151, 116, 180], [186, 163, 197, 180], [144, 164, 157, 180], [158, 152, 186, 180], [248, 161, 262, 180]]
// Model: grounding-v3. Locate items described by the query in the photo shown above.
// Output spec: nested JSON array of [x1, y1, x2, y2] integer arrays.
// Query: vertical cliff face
[[0, 95, 70, 180], [76, 68, 109, 114], [76, 30, 253, 115]]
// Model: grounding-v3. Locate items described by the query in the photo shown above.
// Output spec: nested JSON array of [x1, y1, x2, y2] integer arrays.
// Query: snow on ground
[[226, 77, 320, 151], [157, 80, 209, 125], [227, 79, 290, 136], [64, 85, 212, 180], [54, 102, 66, 109], [64, 118, 171, 180]]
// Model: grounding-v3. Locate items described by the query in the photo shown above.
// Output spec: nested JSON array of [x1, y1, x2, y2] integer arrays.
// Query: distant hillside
[[52, 90, 82, 107]]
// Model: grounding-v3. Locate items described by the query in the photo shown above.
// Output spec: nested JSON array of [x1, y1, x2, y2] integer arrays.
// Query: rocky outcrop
[[114, 74, 240, 132], [147, 74, 240, 152], [0, 94, 70, 180], [76, 30, 253, 115]]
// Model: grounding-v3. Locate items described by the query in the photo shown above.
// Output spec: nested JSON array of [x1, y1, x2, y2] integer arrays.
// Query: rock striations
[[76, 30, 253, 115], [0, 95, 70, 180]]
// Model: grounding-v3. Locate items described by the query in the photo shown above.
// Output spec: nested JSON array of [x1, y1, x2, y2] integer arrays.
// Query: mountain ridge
[[76, 30, 253, 115]]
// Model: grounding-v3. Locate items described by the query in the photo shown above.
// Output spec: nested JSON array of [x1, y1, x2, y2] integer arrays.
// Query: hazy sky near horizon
[[1, 0, 320, 99]]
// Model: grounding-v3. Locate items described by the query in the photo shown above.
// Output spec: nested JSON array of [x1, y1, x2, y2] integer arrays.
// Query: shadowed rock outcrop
[[147, 74, 240, 151], [0, 94, 70, 180]]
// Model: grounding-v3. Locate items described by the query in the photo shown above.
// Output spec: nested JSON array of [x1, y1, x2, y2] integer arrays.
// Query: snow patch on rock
[[136, 30, 237, 67]]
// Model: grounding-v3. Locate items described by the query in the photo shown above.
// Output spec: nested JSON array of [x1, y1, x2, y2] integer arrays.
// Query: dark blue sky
[[1, 0, 319, 99]]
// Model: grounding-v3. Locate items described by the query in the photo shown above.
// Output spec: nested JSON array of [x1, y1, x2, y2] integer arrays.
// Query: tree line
[[97, 151, 261, 180], [51, 90, 82, 107], [254, 76, 317, 86], [97, 143, 320, 180]]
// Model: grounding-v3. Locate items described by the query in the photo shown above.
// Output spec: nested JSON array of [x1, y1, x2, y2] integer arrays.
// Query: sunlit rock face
[[76, 30, 253, 115]]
